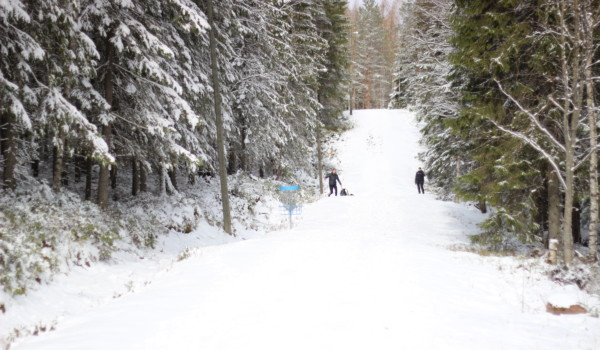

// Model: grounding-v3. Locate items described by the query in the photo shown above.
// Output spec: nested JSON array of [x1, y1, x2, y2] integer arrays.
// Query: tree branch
[[495, 79, 566, 153], [490, 119, 566, 189]]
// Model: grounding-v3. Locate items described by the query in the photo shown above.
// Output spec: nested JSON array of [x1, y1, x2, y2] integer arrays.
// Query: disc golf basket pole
[[279, 185, 302, 229]]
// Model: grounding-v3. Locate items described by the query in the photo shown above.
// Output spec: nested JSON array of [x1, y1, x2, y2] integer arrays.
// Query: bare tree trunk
[[558, 0, 583, 264], [132, 158, 139, 196], [477, 198, 487, 214], [317, 125, 324, 195], [0, 113, 5, 158], [98, 36, 115, 210], [61, 140, 69, 187], [32, 159, 39, 178], [207, 0, 232, 235], [1, 116, 17, 190], [572, 198, 582, 244], [97, 125, 111, 208], [85, 157, 93, 200], [110, 164, 118, 190], [227, 147, 237, 175], [52, 145, 64, 192], [168, 168, 178, 192], [188, 171, 196, 186], [52, 131, 70, 192], [74, 154, 82, 183], [583, 0, 598, 260], [548, 170, 561, 249], [158, 165, 166, 195], [239, 120, 247, 172], [140, 164, 147, 192]]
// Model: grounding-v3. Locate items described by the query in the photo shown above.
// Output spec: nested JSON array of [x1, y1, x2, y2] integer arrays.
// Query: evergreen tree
[[450, 0, 600, 261], [354, 0, 388, 109], [80, 0, 204, 205], [318, 0, 349, 130], [449, 0, 557, 246], [390, 0, 466, 197]]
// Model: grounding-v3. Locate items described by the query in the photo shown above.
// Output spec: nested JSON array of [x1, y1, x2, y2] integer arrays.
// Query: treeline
[[0, 0, 349, 208], [347, 0, 400, 111], [391, 0, 600, 263]]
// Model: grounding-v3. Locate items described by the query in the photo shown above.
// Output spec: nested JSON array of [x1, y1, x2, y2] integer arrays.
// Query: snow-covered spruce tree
[[80, 0, 204, 206], [449, 0, 557, 249], [267, 0, 327, 180], [0, 0, 111, 192], [225, 0, 296, 176], [318, 0, 349, 131], [29, 0, 113, 193], [0, 1, 45, 190], [450, 0, 600, 261], [390, 0, 467, 197], [284, 0, 350, 183]]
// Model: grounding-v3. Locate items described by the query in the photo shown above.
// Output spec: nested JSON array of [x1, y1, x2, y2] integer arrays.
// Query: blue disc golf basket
[[279, 185, 302, 229]]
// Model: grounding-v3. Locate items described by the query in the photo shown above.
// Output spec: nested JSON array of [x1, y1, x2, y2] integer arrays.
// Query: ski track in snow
[[10, 109, 600, 350]]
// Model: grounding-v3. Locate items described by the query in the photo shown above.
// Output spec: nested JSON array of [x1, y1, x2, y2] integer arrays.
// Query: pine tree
[[354, 0, 389, 109], [390, 0, 466, 197]]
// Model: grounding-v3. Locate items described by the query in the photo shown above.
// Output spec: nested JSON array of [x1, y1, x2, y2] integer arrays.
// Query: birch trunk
[[558, 0, 582, 264], [548, 170, 561, 248], [583, 0, 598, 260]]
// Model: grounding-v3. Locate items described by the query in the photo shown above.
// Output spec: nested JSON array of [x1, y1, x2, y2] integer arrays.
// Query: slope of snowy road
[[12, 109, 600, 350]]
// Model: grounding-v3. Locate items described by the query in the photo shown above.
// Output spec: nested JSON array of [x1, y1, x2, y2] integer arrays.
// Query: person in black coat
[[415, 167, 425, 194], [325, 169, 342, 196]]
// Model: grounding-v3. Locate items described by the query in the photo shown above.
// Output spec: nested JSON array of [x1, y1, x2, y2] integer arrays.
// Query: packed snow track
[[12, 110, 600, 350]]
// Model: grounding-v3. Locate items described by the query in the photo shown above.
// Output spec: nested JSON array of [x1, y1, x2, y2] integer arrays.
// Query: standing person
[[325, 169, 342, 197], [415, 167, 425, 194]]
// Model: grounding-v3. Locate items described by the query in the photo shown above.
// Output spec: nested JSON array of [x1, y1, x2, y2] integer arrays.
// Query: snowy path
[[13, 110, 600, 350]]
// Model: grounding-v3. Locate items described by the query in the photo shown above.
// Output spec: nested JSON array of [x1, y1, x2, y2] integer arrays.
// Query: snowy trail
[[13, 110, 600, 350]]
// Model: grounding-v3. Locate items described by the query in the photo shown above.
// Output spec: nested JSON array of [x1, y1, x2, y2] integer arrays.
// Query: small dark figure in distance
[[415, 167, 425, 194], [325, 169, 342, 197]]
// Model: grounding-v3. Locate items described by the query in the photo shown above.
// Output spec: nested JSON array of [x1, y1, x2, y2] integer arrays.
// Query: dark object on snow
[[339, 188, 354, 196], [415, 167, 425, 194], [325, 169, 342, 196]]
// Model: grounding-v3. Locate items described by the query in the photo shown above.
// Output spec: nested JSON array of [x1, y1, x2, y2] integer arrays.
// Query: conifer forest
[[2, 0, 600, 311]]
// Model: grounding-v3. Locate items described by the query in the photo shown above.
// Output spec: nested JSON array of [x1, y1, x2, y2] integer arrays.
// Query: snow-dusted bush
[[0, 186, 118, 295], [0, 172, 317, 296]]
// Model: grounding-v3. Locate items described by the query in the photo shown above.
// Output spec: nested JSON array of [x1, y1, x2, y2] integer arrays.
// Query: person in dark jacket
[[325, 169, 342, 197], [415, 167, 425, 194]]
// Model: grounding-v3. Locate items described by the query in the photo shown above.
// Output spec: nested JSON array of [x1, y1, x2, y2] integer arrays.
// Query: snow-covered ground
[[6, 109, 600, 350]]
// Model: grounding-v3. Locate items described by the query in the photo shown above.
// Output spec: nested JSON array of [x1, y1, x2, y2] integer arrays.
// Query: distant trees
[[390, 0, 600, 262], [0, 0, 349, 214], [347, 0, 399, 110], [389, 0, 466, 197]]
